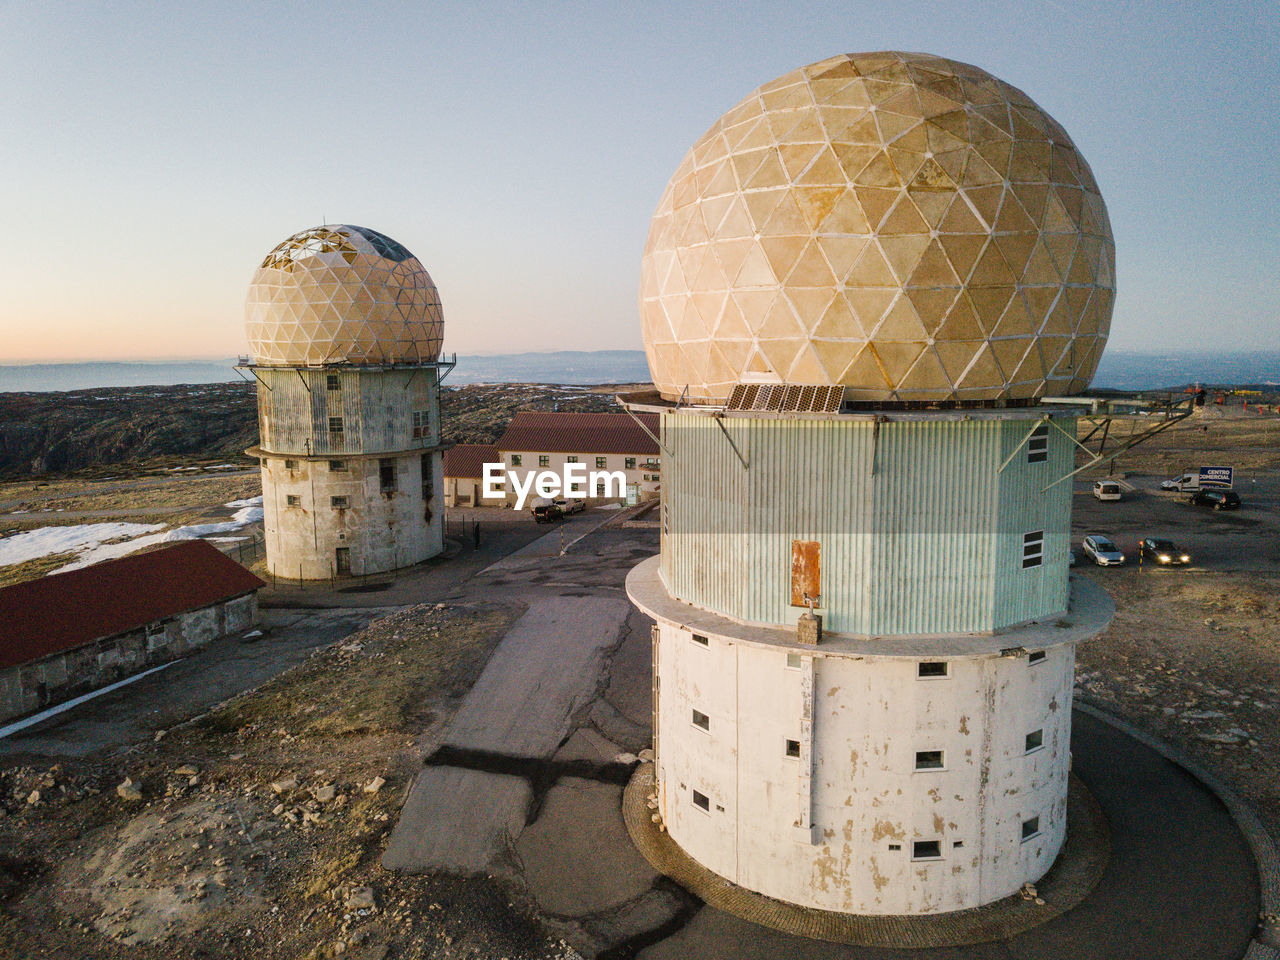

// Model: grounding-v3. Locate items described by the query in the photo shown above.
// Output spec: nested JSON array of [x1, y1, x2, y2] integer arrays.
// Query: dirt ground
[[0, 403, 1277, 958], [0, 603, 577, 960]]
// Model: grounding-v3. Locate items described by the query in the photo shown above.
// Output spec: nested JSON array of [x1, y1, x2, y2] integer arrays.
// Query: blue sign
[[1199, 465, 1233, 488]]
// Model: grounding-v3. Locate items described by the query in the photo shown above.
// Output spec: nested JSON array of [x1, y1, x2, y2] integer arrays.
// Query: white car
[[553, 498, 586, 515], [1082, 535, 1125, 566], [1092, 480, 1122, 501]]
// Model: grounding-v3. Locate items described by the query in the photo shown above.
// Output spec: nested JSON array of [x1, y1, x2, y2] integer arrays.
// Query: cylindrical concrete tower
[[242, 225, 449, 580], [626, 53, 1116, 915]]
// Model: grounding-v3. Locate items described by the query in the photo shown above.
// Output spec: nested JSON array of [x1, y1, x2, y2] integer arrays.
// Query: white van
[[1160, 473, 1200, 492], [1092, 480, 1122, 501]]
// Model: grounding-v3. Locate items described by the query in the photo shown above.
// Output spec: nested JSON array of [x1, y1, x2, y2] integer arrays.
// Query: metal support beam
[[621, 404, 673, 460], [712, 415, 749, 470], [998, 415, 1050, 474], [1040, 398, 1194, 491]]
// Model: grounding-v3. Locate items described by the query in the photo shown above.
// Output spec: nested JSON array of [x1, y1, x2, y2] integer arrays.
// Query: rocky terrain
[[0, 382, 632, 481]]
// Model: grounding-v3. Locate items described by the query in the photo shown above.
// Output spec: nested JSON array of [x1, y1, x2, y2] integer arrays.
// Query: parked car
[[1081, 535, 1126, 566], [1190, 489, 1241, 510], [553, 498, 586, 515], [1161, 472, 1201, 492], [531, 498, 563, 523], [1139, 537, 1190, 565], [1092, 480, 1122, 501]]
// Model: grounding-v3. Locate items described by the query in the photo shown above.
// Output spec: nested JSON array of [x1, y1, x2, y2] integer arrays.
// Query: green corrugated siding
[[661, 412, 1074, 636]]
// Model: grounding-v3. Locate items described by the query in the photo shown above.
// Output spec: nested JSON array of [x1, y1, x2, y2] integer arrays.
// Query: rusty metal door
[[791, 539, 820, 607]]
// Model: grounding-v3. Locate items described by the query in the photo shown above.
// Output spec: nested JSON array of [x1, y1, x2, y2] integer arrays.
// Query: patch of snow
[[0, 522, 166, 567], [206, 464, 241, 470], [223, 496, 263, 509]]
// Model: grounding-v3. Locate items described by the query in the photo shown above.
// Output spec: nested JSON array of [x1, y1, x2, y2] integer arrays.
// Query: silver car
[[1082, 535, 1125, 566]]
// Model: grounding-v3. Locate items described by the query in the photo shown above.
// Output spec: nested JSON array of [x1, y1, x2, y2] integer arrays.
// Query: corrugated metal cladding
[[660, 412, 1074, 636], [255, 368, 437, 456]]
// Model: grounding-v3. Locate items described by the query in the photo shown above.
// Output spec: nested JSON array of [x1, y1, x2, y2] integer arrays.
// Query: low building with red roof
[[0, 539, 264, 724], [489, 411, 661, 507], [442, 443, 506, 508]]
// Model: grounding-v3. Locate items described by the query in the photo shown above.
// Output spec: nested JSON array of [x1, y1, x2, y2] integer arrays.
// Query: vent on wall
[[726, 383, 843, 413]]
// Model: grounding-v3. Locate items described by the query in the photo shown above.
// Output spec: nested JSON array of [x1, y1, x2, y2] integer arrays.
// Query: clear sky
[[1, 0, 1275, 361]]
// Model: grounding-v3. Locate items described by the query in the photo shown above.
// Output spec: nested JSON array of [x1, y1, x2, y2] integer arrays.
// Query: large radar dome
[[640, 52, 1115, 403], [245, 225, 443, 366]]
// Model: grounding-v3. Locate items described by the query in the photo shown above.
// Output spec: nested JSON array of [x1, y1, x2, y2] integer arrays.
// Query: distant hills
[[2, 348, 1279, 394]]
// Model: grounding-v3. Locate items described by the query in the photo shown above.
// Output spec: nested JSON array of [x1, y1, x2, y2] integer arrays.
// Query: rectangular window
[[335, 547, 351, 575], [511, 454, 522, 467], [412, 410, 428, 439], [538, 455, 550, 468], [625, 457, 636, 469], [331, 495, 349, 509], [1022, 816, 1041, 841], [692, 790, 710, 811], [785, 739, 801, 758], [326, 374, 340, 391], [285, 458, 298, 470], [912, 840, 942, 860], [1028, 650, 1046, 665], [692, 633, 708, 646], [1027, 423, 1049, 463], [691, 709, 710, 731], [595, 456, 608, 469], [917, 661, 948, 679], [914, 750, 944, 770], [380, 458, 396, 493], [567, 455, 579, 464], [421, 453, 434, 500], [286, 494, 301, 507], [786, 653, 801, 669], [1022, 530, 1044, 569], [328, 459, 347, 472], [1025, 729, 1044, 753], [328, 416, 344, 435]]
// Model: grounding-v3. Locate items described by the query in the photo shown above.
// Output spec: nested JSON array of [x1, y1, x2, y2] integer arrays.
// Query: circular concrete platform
[[624, 767, 1109, 948], [623, 709, 1264, 958]]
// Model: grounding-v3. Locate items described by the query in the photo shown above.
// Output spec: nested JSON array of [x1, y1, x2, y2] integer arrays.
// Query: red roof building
[[443, 443, 500, 480], [495, 411, 659, 456], [0, 539, 264, 670]]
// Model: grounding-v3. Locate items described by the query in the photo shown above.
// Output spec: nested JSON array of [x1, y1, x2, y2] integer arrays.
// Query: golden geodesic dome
[[639, 52, 1115, 403], [245, 225, 443, 365]]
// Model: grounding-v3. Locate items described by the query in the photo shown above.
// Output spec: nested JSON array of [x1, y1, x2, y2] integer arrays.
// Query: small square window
[[1022, 816, 1040, 841], [1022, 530, 1044, 569], [538, 455, 550, 468], [1028, 650, 1046, 665], [1025, 729, 1044, 753], [915, 750, 944, 770], [887, 843, 901, 851], [786, 653, 801, 669], [785, 739, 800, 758], [286, 494, 301, 507], [918, 661, 948, 678], [691, 709, 710, 731], [328, 459, 346, 472], [692, 633, 708, 646], [326, 374, 340, 391], [331, 495, 349, 509], [912, 840, 942, 860], [567, 455, 579, 463], [692, 790, 709, 811], [1027, 424, 1049, 463], [596, 456, 608, 469], [328, 416, 344, 434], [511, 454, 522, 467], [285, 458, 298, 470], [625, 457, 636, 469], [953, 840, 965, 848]]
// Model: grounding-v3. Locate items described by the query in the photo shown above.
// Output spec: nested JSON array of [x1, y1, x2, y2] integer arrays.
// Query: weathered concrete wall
[[653, 621, 1073, 915], [0, 593, 259, 724], [261, 451, 443, 579]]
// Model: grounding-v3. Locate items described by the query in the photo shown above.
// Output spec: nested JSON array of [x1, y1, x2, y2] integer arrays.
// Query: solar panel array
[[726, 383, 844, 413]]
